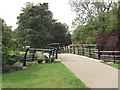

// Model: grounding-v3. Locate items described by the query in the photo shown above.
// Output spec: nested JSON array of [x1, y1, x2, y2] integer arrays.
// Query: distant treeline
[[69, 1, 120, 50]]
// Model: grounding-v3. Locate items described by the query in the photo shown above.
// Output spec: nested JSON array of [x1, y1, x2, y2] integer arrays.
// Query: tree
[[17, 2, 71, 48], [2, 21, 12, 48], [69, 1, 119, 50], [17, 3, 53, 48], [2, 19, 18, 73], [117, 1, 120, 49], [51, 22, 71, 46]]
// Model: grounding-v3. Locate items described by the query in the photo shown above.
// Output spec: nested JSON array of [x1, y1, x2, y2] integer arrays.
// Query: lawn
[[102, 62, 120, 70], [2, 63, 89, 88]]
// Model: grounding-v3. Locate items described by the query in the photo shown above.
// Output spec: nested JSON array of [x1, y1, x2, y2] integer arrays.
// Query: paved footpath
[[59, 54, 119, 88]]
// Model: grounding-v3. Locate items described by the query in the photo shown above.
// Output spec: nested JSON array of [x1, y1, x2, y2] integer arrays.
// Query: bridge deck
[[59, 54, 119, 88]]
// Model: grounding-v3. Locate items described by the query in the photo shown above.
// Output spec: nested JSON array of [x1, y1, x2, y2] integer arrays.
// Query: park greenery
[[1, 1, 120, 88], [1, 2, 72, 73], [69, 1, 120, 51], [16, 2, 71, 48], [2, 63, 88, 88], [1, 1, 120, 72], [102, 62, 120, 69]]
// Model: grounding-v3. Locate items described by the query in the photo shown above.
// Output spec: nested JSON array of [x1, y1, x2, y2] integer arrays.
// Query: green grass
[[102, 62, 120, 70], [2, 63, 89, 88]]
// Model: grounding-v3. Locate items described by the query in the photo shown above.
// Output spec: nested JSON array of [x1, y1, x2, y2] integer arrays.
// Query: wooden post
[[67, 46, 69, 53], [82, 45, 84, 56], [97, 45, 101, 60], [88, 46, 91, 57], [23, 47, 29, 67], [55, 47, 58, 59], [64, 46, 66, 53], [113, 51, 116, 64], [73, 45, 75, 54], [98, 50, 101, 60], [77, 46, 80, 55]]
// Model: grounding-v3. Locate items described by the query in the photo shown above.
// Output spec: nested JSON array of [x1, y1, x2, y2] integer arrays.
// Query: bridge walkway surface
[[59, 54, 119, 88]]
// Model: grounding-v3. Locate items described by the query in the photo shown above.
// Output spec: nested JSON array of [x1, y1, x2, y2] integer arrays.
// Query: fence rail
[[23, 43, 59, 66], [60, 44, 120, 64]]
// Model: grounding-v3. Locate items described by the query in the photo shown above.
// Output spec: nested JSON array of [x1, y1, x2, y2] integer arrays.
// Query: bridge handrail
[[29, 48, 53, 52], [61, 44, 120, 64]]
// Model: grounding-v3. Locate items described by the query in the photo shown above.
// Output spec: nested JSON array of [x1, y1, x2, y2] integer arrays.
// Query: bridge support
[[23, 47, 30, 67]]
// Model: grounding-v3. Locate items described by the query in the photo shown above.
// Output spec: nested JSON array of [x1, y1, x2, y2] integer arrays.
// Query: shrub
[[97, 32, 119, 50], [51, 56, 55, 63], [37, 58, 44, 64], [2, 45, 18, 73]]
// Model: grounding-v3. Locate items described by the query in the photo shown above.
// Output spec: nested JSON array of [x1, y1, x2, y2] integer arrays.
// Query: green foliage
[[70, 1, 119, 49], [86, 36, 96, 44], [2, 45, 17, 73], [52, 22, 72, 46], [50, 56, 55, 63], [37, 58, 44, 64], [72, 25, 87, 44], [2, 23, 12, 48], [2, 63, 89, 88], [2, 20, 19, 73], [51, 56, 55, 60], [16, 2, 71, 48]]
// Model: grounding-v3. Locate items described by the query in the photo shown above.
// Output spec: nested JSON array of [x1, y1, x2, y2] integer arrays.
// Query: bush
[[51, 56, 55, 63], [37, 58, 44, 64], [2, 45, 18, 73], [97, 32, 119, 50]]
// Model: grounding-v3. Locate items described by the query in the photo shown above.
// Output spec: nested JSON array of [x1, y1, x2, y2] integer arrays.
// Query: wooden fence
[[23, 43, 59, 66], [60, 44, 120, 64]]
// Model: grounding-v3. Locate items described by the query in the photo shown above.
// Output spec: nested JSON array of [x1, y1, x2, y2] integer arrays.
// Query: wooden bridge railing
[[23, 43, 59, 67], [60, 44, 120, 64], [95, 51, 120, 64]]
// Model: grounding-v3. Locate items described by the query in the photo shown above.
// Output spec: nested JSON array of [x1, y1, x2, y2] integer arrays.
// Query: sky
[[0, 0, 76, 31]]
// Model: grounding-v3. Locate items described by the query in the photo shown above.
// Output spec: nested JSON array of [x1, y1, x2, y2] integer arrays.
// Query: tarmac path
[[59, 54, 119, 88]]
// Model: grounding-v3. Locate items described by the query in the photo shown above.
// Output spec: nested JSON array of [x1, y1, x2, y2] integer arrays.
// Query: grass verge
[[2, 63, 89, 88], [102, 62, 120, 70]]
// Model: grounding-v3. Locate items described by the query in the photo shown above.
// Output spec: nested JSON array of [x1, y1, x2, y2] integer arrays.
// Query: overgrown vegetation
[[2, 63, 89, 88]]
